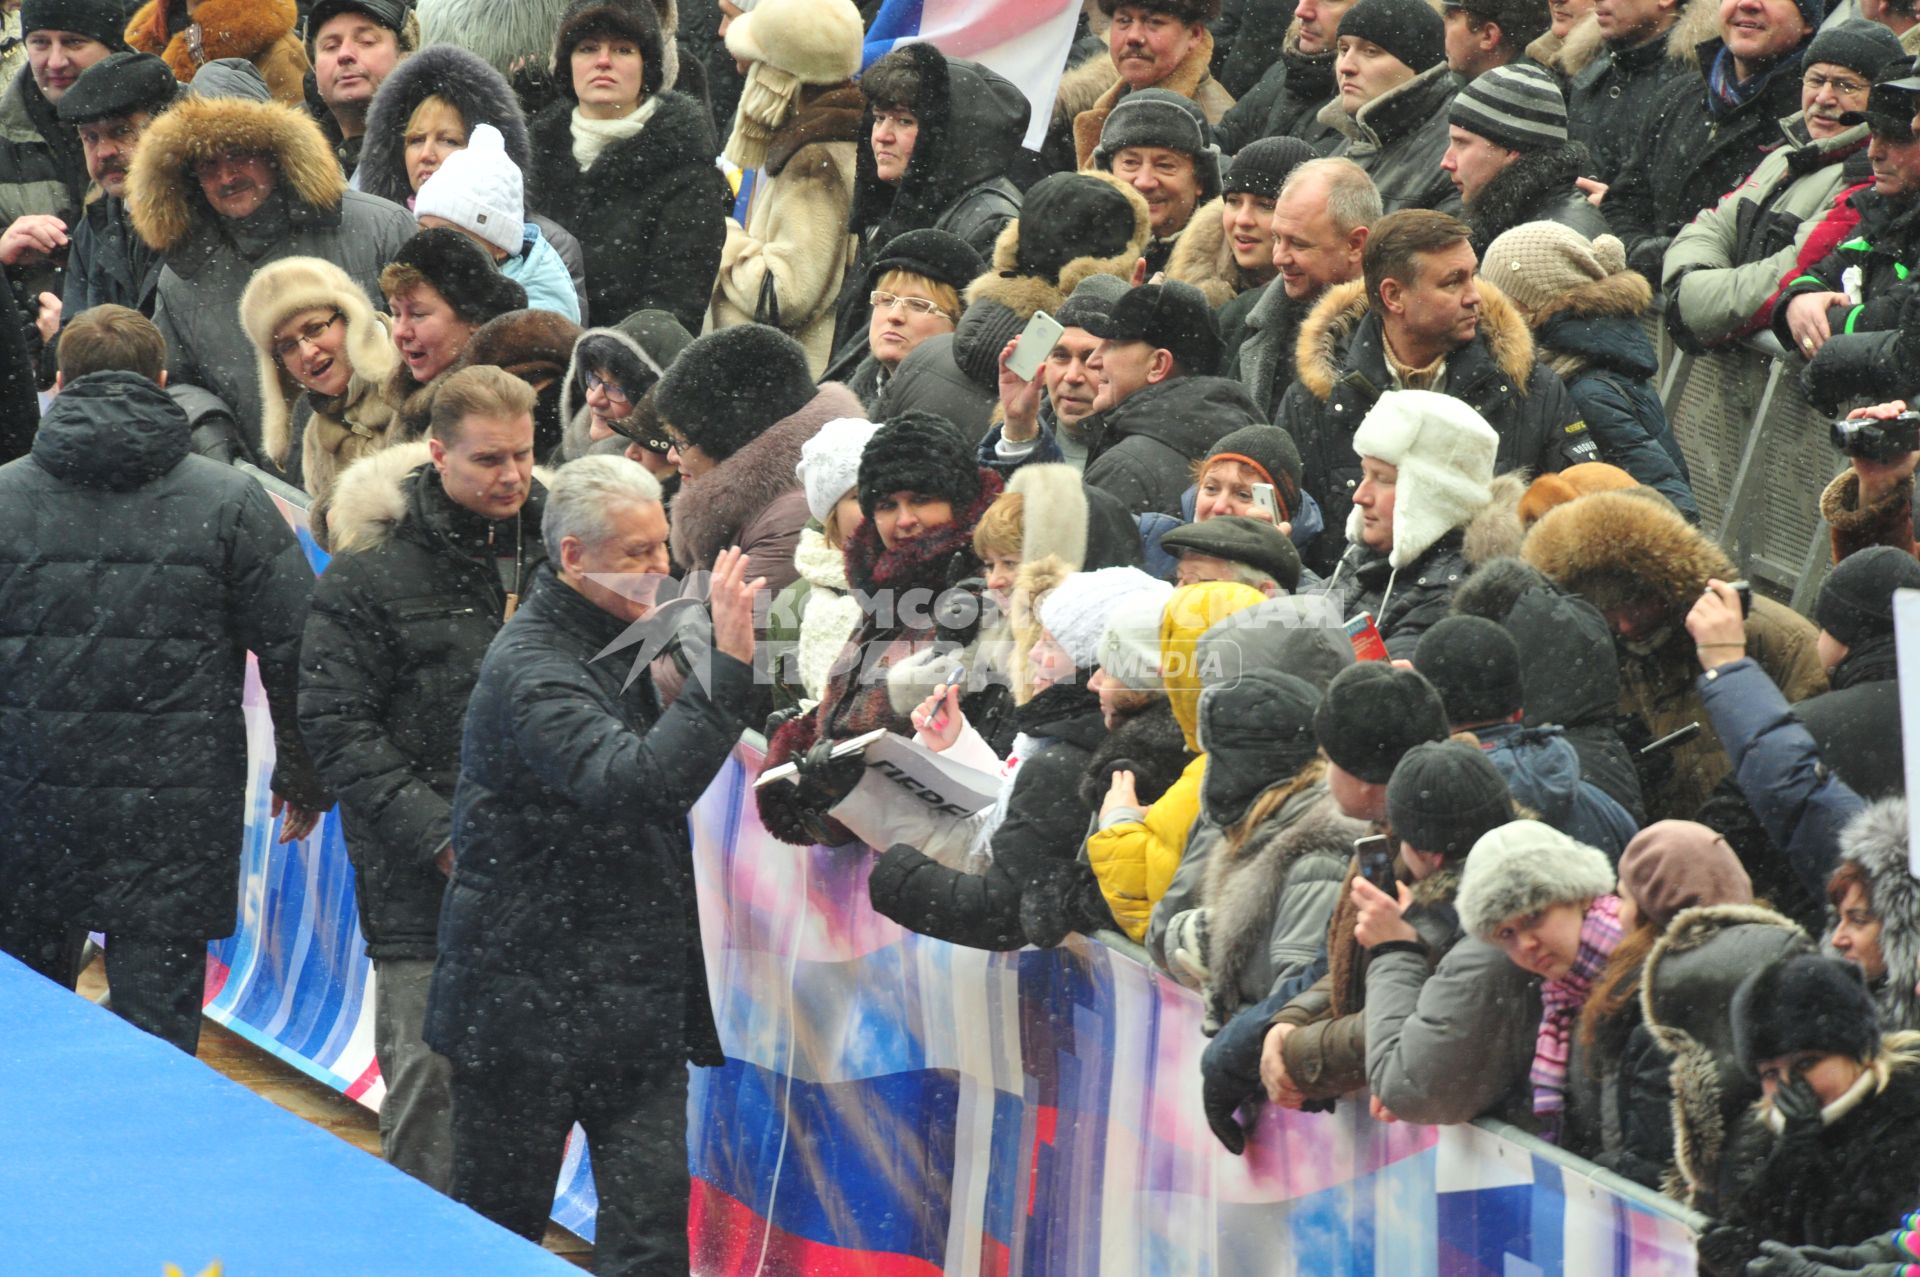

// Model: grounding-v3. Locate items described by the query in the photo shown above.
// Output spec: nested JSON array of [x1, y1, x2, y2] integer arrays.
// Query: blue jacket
[[1139, 486, 1327, 581], [1476, 721, 1640, 858], [1699, 657, 1864, 895], [500, 222, 581, 323]]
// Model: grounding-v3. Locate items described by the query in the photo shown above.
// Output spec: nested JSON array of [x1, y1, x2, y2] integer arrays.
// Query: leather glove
[[1695, 1221, 1762, 1277], [1772, 1075, 1826, 1152], [1200, 1065, 1257, 1155], [792, 739, 864, 810], [764, 705, 802, 738], [1198, 1011, 1267, 1155], [1748, 1237, 1907, 1276], [1164, 908, 1211, 990]]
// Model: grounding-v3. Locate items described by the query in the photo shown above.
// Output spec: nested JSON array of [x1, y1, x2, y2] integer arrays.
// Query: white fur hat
[[1347, 389, 1498, 568], [797, 416, 881, 524], [414, 123, 524, 257], [1040, 566, 1164, 671], [723, 0, 863, 82], [1456, 819, 1618, 940]]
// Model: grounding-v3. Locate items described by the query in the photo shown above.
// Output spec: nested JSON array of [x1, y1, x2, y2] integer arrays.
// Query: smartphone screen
[[1355, 835, 1395, 892]]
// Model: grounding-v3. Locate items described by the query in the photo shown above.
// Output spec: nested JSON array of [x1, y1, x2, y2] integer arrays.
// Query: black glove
[[792, 739, 864, 808], [1200, 1066, 1256, 1155], [1772, 1075, 1826, 1152], [764, 705, 801, 739], [1198, 1012, 1267, 1156], [1694, 1221, 1762, 1277], [1749, 1237, 1907, 1276]]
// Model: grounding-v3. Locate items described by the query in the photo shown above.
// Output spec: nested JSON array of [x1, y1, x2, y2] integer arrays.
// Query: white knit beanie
[[1347, 389, 1498, 569], [796, 416, 881, 524], [1480, 223, 1629, 319], [1456, 819, 1617, 940], [1095, 581, 1176, 692], [1040, 566, 1165, 671], [414, 123, 524, 258]]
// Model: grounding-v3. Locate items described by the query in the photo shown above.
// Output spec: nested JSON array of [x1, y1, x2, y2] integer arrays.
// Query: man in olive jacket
[[425, 455, 765, 1277], [298, 367, 546, 1192]]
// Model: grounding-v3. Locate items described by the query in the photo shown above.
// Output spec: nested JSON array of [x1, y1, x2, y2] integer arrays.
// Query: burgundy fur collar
[[842, 469, 1004, 602]]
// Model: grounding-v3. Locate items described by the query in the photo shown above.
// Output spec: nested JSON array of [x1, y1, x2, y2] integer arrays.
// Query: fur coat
[[668, 382, 863, 597], [1070, 33, 1235, 170], [126, 0, 309, 105], [1523, 490, 1827, 821], [1163, 196, 1270, 308], [709, 83, 864, 374], [1833, 798, 1920, 1034]]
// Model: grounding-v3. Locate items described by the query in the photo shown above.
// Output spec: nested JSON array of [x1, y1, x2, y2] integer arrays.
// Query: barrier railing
[[206, 466, 1705, 1271], [1655, 327, 1840, 610]]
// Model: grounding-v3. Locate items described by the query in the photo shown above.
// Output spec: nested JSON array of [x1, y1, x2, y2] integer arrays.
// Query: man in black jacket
[[1443, 63, 1611, 253], [424, 455, 764, 1276], [1278, 208, 1596, 570], [1566, 0, 1687, 187], [1213, 0, 1352, 153], [51, 53, 173, 320], [1603, 0, 1821, 279], [0, 305, 328, 1053], [1078, 278, 1266, 515], [298, 366, 545, 1192]]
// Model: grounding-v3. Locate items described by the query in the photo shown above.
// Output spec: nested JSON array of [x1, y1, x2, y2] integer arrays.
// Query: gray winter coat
[[1664, 115, 1869, 349], [1364, 933, 1544, 1127], [1224, 279, 1313, 419], [128, 94, 415, 474]]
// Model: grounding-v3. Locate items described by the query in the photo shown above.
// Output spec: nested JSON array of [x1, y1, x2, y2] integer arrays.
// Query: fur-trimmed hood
[[668, 382, 863, 573], [963, 170, 1152, 323], [1163, 196, 1266, 308], [127, 95, 344, 253], [357, 43, 530, 208], [1666, 0, 1728, 72], [1293, 276, 1538, 402], [1639, 900, 1812, 1203], [322, 441, 433, 554], [1834, 797, 1920, 1033], [1201, 786, 1364, 1024], [1009, 553, 1076, 705], [1522, 487, 1733, 620], [1531, 270, 1655, 382]]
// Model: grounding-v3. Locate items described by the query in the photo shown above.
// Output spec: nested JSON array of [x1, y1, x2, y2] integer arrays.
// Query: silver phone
[[1006, 310, 1065, 381]]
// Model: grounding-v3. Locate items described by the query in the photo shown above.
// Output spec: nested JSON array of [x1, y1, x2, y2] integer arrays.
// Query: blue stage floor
[[0, 952, 576, 1274]]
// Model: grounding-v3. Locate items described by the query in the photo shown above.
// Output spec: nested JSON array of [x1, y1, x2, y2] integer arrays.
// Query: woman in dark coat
[[524, 0, 729, 334]]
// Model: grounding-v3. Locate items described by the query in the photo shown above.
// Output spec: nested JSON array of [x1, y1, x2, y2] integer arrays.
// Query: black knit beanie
[[21, 0, 128, 48], [1205, 424, 1304, 512], [1222, 136, 1317, 200], [1313, 662, 1449, 784], [867, 228, 986, 296], [1055, 273, 1131, 331], [1414, 615, 1526, 727], [1387, 741, 1513, 859], [652, 323, 817, 463], [383, 228, 528, 326], [857, 410, 982, 516], [1731, 955, 1881, 1076], [1815, 545, 1920, 647], [1012, 172, 1140, 282], [1337, 0, 1446, 74], [1805, 18, 1905, 81], [553, 0, 666, 101]]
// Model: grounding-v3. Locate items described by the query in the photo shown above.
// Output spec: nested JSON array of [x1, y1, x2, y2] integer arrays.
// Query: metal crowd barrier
[[1653, 324, 1840, 612]]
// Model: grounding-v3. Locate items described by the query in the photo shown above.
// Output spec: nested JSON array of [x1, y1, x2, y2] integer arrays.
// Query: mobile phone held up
[[1250, 482, 1280, 524], [1006, 310, 1065, 382], [1355, 834, 1396, 893], [1345, 612, 1388, 661]]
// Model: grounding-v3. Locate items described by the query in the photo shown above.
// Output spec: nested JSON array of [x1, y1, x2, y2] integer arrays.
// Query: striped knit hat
[[1448, 64, 1566, 153]]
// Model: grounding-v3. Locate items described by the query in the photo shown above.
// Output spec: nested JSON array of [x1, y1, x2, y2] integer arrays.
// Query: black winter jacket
[[424, 565, 756, 1072], [868, 682, 1107, 949], [1326, 533, 1476, 660], [525, 91, 728, 335], [1607, 39, 1809, 279], [1774, 186, 1920, 350], [1567, 29, 1689, 188], [1080, 375, 1265, 516], [1321, 64, 1462, 216], [298, 464, 547, 961], [1279, 279, 1598, 571], [1213, 35, 1340, 155], [0, 372, 326, 936], [1464, 143, 1612, 255], [62, 197, 162, 318], [1567, 978, 1674, 1189]]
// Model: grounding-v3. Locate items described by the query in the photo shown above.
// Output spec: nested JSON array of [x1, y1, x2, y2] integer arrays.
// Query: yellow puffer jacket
[[1085, 582, 1265, 940]]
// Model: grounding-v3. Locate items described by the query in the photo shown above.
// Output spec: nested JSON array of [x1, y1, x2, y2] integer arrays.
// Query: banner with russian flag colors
[[862, 0, 1082, 149]]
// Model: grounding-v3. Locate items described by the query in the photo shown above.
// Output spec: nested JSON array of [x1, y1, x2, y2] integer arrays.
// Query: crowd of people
[[0, 0, 1918, 1272]]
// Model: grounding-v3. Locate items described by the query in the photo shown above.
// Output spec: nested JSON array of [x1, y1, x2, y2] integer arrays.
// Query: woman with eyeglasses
[[239, 255, 400, 507], [843, 229, 983, 411], [557, 309, 694, 499]]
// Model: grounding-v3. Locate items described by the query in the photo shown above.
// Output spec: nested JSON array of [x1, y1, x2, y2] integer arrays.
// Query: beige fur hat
[[238, 256, 396, 467]]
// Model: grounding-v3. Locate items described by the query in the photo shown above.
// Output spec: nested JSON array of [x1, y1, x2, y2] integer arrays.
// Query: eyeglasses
[[585, 370, 632, 406], [870, 290, 953, 319], [1803, 70, 1870, 98], [271, 310, 343, 362], [663, 426, 692, 453]]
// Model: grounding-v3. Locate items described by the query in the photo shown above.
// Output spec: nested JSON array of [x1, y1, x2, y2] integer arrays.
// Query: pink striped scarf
[[1530, 893, 1623, 1141]]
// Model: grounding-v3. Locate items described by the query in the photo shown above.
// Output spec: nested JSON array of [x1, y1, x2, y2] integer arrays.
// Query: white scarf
[[571, 98, 659, 172]]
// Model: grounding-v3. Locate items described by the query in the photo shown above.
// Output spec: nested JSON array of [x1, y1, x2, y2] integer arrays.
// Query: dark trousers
[[0, 914, 206, 1054], [449, 1051, 694, 1276]]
